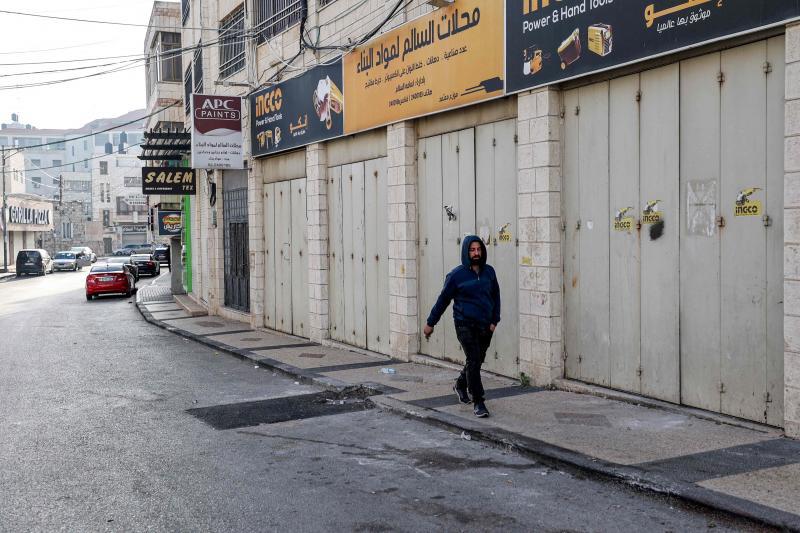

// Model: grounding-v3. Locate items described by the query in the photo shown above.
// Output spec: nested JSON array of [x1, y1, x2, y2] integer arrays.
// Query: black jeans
[[455, 324, 493, 404]]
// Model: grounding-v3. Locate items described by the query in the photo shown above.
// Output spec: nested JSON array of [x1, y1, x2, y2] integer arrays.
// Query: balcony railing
[[254, 0, 303, 43]]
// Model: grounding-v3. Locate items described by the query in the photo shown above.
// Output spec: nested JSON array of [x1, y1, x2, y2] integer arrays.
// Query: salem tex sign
[[141, 167, 196, 195]]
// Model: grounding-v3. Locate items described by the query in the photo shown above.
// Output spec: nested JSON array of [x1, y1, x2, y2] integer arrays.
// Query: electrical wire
[[0, 8, 214, 32], [4, 103, 177, 154], [0, 40, 113, 55], [23, 143, 145, 173]]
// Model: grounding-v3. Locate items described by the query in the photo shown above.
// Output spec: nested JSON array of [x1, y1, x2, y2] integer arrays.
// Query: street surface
[[0, 268, 767, 531]]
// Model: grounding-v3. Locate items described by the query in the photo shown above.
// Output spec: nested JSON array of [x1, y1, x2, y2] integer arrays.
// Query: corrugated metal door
[[563, 37, 785, 423], [419, 123, 519, 376], [328, 158, 389, 353], [263, 177, 308, 337], [476, 120, 519, 377], [419, 129, 476, 365]]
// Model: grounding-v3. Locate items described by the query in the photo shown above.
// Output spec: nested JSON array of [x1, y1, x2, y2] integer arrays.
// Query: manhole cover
[[298, 353, 326, 359], [240, 337, 264, 342], [195, 321, 225, 328], [187, 390, 376, 430], [553, 412, 611, 427]]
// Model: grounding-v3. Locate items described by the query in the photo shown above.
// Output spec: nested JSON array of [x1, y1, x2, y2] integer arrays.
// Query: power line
[[5, 103, 177, 154], [0, 40, 113, 55], [0, 58, 145, 80], [26, 142, 145, 172], [0, 8, 214, 32]]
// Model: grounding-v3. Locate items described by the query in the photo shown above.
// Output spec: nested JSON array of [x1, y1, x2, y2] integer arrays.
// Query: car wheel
[[86, 293, 92, 301], [41, 266, 46, 276], [15, 273, 20, 277]]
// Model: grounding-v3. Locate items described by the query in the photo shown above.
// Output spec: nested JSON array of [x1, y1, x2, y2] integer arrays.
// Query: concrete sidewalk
[[136, 285, 800, 530]]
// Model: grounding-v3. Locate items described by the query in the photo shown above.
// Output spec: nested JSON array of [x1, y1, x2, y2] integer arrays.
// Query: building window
[[184, 65, 193, 114], [124, 176, 142, 187], [100, 161, 109, 175], [193, 44, 204, 93], [61, 221, 73, 240], [32, 176, 41, 188], [254, 0, 302, 42], [219, 6, 246, 79], [52, 159, 61, 168], [102, 209, 110, 227], [181, 0, 190, 25], [159, 33, 182, 82], [30, 158, 41, 169], [46, 137, 65, 150], [105, 142, 113, 155]]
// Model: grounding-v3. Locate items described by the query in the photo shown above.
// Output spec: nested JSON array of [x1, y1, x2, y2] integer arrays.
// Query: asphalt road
[[0, 268, 767, 532]]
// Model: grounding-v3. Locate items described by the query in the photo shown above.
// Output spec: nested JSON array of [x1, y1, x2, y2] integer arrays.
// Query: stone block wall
[[516, 88, 564, 386]]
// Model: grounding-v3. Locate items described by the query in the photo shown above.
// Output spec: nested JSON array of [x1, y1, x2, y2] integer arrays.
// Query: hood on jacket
[[461, 235, 487, 268]]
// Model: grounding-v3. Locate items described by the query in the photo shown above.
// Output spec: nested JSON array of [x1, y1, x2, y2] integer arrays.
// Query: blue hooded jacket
[[426, 235, 501, 329]]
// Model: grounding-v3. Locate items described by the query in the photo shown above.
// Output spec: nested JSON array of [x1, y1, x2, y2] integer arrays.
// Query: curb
[[136, 299, 800, 531]]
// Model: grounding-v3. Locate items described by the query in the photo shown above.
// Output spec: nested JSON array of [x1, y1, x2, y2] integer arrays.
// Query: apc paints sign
[[191, 94, 244, 169], [142, 167, 196, 195], [506, 0, 800, 95]]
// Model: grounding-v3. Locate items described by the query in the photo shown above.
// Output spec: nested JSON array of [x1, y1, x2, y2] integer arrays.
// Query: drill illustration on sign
[[613, 207, 635, 231], [642, 200, 663, 224], [735, 188, 763, 217]]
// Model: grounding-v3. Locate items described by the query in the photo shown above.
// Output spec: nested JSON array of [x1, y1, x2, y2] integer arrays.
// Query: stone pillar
[[248, 165, 265, 328], [306, 143, 330, 343], [784, 22, 800, 439], [387, 121, 419, 361], [516, 88, 564, 386]]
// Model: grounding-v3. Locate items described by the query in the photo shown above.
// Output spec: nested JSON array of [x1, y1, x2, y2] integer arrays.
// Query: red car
[[85, 263, 136, 300]]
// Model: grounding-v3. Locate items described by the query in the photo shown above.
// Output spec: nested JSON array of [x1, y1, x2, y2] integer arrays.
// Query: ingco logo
[[255, 88, 283, 117], [523, 0, 559, 14]]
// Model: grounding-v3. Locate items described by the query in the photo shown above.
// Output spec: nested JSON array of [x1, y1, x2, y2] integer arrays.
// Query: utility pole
[[1, 146, 7, 273]]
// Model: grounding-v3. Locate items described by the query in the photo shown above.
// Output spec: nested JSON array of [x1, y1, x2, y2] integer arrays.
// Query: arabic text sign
[[506, 0, 800, 94], [141, 167, 196, 195], [343, 0, 504, 135], [158, 210, 183, 236], [191, 94, 244, 169], [250, 60, 344, 158]]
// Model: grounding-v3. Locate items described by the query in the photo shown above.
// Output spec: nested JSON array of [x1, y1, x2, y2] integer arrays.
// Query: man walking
[[423, 235, 500, 418]]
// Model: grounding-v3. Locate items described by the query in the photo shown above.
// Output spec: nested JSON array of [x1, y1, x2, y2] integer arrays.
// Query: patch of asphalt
[[134, 298, 799, 532]]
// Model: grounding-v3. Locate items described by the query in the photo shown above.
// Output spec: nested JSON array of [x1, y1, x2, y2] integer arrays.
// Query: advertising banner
[[157, 210, 183, 236], [191, 94, 244, 169], [506, 0, 800, 95], [250, 59, 345, 158], [343, 0, 504, 135], [141, 167, 196, 195]]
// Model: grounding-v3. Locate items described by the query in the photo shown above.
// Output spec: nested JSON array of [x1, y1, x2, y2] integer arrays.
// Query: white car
[[70, 246, 97, 263], [53, 251, 87, 271]]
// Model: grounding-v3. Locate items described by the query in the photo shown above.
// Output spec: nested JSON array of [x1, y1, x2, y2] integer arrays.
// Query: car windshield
[[17, 251, 40, 261], [90, 264, 124, 273], [131, 255, 152, 261], [55, 252, 75, 259]]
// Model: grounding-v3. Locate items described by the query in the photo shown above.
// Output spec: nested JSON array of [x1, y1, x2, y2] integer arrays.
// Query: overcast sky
[[0, 1, 167, 130]]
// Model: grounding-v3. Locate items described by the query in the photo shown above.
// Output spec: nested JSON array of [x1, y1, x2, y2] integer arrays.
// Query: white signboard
[[191, 94, 244, 169]]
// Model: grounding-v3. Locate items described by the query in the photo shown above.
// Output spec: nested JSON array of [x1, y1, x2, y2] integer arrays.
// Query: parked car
[[130, 253, 160, 277], [113, 243, 151, 256], [85, 263, 136, 300], [153, 245, 170, 264], [104, 255, 139, 281], [15, 249, 53, 276], [53, 251, 86, 271], [70, 246, 97, 263]]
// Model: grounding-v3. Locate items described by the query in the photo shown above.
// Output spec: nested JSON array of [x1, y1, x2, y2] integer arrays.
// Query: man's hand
[[489, 324, 496, 333], [423, 324, 434, 339]]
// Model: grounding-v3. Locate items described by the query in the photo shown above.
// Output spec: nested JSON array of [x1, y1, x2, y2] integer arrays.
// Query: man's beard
[[470, 256, 481, 265]]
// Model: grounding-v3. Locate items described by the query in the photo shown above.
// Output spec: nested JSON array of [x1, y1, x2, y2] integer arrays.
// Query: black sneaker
[[474, 402, 490, 418], [453, 384, 471, 404]]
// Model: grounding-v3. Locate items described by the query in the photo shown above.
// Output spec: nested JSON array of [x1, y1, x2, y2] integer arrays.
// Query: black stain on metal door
[[223, 187, 250, 312]]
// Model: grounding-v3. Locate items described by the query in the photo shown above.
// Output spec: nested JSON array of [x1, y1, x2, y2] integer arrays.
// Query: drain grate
[[187, 390, 376, 430], [298, 352, 326, 359], [195, 321, 225, 328]]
